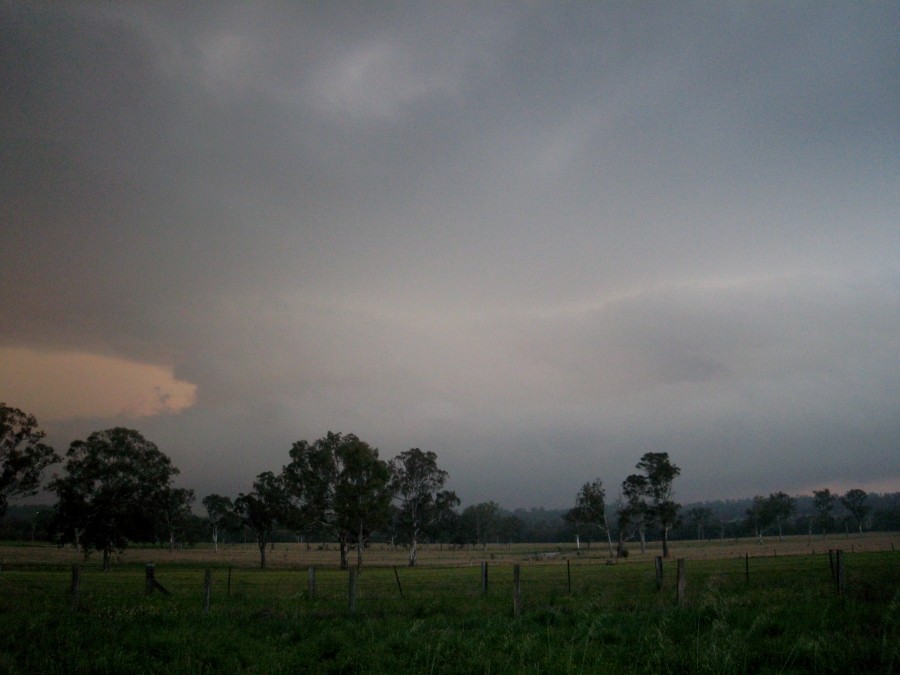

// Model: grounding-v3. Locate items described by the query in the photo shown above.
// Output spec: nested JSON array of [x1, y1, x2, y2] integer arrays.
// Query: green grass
[[0, 552, 897, 673]]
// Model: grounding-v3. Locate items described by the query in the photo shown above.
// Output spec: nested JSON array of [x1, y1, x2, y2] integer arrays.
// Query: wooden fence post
[[146, 563, 155, 595], [348, 567, 358, 614], [393, 566, 404, 599], [308, 566, 316, 600], [203, 569, 212, 614], [71, 564, 80, 611], [655, 556, 664, 590], [512, 564, 522, 617], [676, 559, 686, 605], [481, 561, 488, 596], [835, 549, 845, 594]]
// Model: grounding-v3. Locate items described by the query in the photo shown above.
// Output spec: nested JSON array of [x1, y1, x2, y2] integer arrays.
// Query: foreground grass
[[0, 552, 897, 674]]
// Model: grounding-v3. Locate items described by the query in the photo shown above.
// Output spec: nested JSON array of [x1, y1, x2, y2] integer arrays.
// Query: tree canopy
[[0, 403, 59, 517], [49, 428, 180, 569]]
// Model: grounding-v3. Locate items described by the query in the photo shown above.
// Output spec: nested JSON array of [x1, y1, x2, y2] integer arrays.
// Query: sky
[[1, 2, 898, 510]]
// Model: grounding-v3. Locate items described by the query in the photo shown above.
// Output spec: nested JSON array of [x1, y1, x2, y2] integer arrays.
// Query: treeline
[[2, 403, 899, 569]]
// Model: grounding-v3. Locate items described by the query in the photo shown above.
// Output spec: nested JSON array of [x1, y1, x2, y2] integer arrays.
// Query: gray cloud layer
[[2, 2, 898, 506]]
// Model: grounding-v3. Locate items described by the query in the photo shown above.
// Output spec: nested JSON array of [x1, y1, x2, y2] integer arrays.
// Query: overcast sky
[[2, 2, 898, 509]]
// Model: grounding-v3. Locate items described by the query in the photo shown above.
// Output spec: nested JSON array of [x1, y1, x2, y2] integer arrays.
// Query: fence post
[[655, 556, 664, 590], [481, 561, 488, 596], [512, 564, 522, 617], [393, 566, 404, 599], [71, 564, 80, 611], [676, 559, 686, 605], [203, 569, 212, 614], [308, 565, 316, 600], [348, 567, 358, 614], [146, 563, 155, 595], [835, 549, 845, 594], [567, 559, 571, 594]]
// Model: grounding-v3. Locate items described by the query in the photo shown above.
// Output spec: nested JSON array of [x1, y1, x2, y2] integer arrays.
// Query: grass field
[[0, 535, 898, 673]]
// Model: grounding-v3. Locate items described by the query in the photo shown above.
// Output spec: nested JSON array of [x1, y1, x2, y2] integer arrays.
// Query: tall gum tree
[[389, 448, 459, 566], [635, 452, 681, 558]]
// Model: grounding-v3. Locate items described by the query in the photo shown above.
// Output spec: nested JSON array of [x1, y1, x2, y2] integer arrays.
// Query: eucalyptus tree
[[765, 491, 796, 541], [635, 452, 681, 558], [619, 473, 649, 554], [234, 471, 289, 569], [567, 478, 612, 556], [283, 432, 391, 569], [202, 493, 236, 551], [812, 488, 836, 536], [841, 489, 870, 534], [389, 448, 459, 566], [157, 486, 195, 550], [50, 428, 179, 570], [1, 403, 59, 517]]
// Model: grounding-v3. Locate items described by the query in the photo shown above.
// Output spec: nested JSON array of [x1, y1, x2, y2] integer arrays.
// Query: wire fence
[[2, 548, 897, 619]]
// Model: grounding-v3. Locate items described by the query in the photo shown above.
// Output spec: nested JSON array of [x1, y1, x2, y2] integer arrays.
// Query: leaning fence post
[[481, 561, 489, 596], [655, 556, 664, 590], [348, 567, 358, 614], [71, 564, 81, 611], [203, 569, 212, 614], [676, 559, 686, 605], [308, 565, 316, 600], [512, 564, 522, 617], [393, 566, 404, 599], [146, 563, 155, 595]]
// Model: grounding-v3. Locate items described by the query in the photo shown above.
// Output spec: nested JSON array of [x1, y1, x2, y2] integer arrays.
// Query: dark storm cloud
[[1, 2, 898, 506]]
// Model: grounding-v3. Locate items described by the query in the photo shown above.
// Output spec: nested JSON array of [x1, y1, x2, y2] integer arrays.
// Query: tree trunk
[[639, 527, 646, 555], [258, 537, 267, 569], [102, 546, 111, 572], [339, 539, 348, 570], [408, 533, 418, 567], [356, 522, 364, 569], [213, 527, 219, 553], [662, 526, 670, 558], [604, 515, 615, 559]]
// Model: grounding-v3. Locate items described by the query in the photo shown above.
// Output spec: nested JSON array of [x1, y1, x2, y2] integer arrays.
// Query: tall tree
[[460, 501, 501, 550], [283, 433, 341, 552], [389, 448, 459, 566], [635, 452, 681, 558], [0, 403, 59, 517], [619, 474, 649, 554], [765, 492, 796, 541], [567, 478, 612, 557], [156, 487, 195, 550], [283, 432, 391, 569], [812, 488, 836, 536], [840, 489, 870, 534], [333, 436, 391, 569], [745, 495, 772, 543], [50, 428, 178, 570], [685, 506, 713, 540], [234, 471, 289, 569], [202, 493, 235, 551]]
